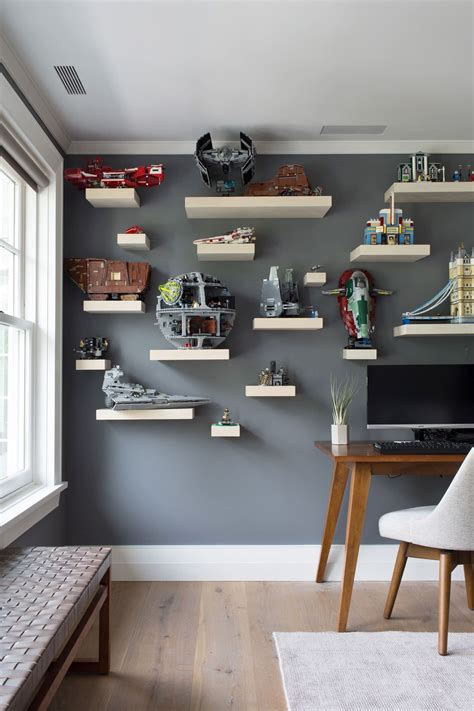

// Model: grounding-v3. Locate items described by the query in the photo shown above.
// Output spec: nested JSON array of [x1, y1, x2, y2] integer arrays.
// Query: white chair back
[[419, 448, 474, 550]]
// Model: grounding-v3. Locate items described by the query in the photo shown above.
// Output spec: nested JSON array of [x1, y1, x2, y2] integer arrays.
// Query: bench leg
[[69, 569, 111, 675], [98, 568, 111, 673], [30, 582, 109, 709]]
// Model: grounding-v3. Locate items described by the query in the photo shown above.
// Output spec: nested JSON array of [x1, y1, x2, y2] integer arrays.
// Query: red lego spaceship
[[64, 158, 164, 189]]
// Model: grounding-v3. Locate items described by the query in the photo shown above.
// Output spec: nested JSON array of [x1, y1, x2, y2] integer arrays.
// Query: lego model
[[195, 132, 256, 193], [402, 245, 474, 324], [156, 272, 236, 349], [260, 266, 317, 318], [363, 207, 414, 245], [64, 158, 164, 189], [75, 337, 109, 360], [258, 361, 290, 386], [214, 408, 239, 427], [452, 167, 462, 182], [125, 225, 146, 234], [323, 270, 392, 349], [65, 258, 151, 301], [193, 227, 256, 245], [245, 164, 322, 196], [397, 151, 445, 182], [102, 365, 210, 410]]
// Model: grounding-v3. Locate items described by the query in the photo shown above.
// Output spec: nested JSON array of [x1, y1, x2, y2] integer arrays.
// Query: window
[[0, 161, 35, 498], [1, 73, 65, 547]]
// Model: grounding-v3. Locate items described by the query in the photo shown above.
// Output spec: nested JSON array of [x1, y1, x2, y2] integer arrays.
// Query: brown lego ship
[[245, 165, 322, 196], [65, 258, 151, 300]]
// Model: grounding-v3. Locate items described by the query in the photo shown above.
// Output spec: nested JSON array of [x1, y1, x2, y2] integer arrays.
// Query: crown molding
[[67, 139, 474, 156], [0, 33, 70, 153]]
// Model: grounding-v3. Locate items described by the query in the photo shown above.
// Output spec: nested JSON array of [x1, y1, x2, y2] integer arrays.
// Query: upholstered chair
[[379, 448, 474, 655]]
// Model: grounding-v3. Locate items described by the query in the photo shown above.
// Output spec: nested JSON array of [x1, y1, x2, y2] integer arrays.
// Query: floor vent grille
[[54, 65, 86, 95]]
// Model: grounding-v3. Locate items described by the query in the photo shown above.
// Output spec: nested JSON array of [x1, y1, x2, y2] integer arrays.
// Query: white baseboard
[[110, 545, 464, 582]]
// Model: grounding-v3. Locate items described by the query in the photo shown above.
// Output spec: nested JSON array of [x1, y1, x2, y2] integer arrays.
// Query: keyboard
[[374, 440, 472, 455]]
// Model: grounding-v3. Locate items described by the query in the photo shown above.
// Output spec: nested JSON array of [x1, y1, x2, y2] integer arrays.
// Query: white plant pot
[[331, 424, 348, 445]]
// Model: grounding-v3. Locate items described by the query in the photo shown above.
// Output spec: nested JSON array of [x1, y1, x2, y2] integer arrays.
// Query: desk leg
[[338, 463, 372, 632], [316, 462, 349, 582]]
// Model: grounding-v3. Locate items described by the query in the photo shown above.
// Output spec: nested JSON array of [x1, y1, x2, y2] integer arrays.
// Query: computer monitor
[[367, 364, 474, 430]]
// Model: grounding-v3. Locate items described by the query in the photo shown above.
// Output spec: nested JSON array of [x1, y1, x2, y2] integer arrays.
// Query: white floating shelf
[[76, 359, 111, 371], [253, 317, 323, 331], [117, 233, 150, 250], [211, 424, 241, 437], [83, 300, 145, 314], [196, 243, 255, 261], [85, 188, 140, 208], [150, 349, 230, 361], [185, 196, 332, 219], [96, 408, 195, 421], [384, 182, 474, 204], [303, 272, 327, 287], [342, 349, 377, 360], [350, 245, 431, 263], [394, 323, 474, 337], [245, 385, 296, 397]]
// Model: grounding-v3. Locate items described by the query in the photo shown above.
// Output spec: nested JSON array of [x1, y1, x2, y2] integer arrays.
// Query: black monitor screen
[[367, 364, 474, 429]]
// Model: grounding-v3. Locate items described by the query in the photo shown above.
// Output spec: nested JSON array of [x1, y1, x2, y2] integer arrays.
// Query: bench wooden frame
[[28, 568, 111, 710]]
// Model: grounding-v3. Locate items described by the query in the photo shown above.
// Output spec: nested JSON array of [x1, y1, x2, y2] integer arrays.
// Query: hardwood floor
[[51, 581, 473, 711]]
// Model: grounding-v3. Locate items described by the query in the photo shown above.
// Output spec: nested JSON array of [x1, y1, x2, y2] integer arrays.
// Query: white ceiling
[[2, 0, 474, 145]]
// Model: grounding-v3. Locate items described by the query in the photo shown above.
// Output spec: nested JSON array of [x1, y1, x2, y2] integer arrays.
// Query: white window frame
[[0, 74, 67, 547], [0, 161, 35, 498]]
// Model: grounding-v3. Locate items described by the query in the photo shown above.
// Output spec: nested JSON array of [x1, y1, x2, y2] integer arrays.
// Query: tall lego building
[[450, 245, 474, 322]]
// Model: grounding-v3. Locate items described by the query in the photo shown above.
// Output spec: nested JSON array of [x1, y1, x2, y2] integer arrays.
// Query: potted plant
[[330, 374, 358, 445]]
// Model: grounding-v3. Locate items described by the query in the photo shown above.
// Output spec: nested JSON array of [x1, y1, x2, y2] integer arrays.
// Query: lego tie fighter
[[195, 132, 256, 193]]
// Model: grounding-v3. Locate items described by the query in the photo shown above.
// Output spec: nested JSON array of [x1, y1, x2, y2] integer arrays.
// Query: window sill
[[0, 482, 67, 548]]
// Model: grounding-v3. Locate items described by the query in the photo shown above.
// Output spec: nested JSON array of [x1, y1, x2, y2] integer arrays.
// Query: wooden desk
[[315, 441, 466, 632]]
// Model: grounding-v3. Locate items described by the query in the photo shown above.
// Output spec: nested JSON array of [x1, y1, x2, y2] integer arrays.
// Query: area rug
[[273, 632, 473, 711]]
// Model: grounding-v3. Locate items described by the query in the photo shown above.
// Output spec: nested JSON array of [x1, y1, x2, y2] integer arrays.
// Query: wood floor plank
[[51, 581, 473, 711], [190, 582, 258, 711]]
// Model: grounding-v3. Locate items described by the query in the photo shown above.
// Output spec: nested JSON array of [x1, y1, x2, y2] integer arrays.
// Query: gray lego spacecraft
[[156, 272, 236, 349], [195, 132, 256, 191], [260, 266, 303, 317], [102, 366, 210, 410]]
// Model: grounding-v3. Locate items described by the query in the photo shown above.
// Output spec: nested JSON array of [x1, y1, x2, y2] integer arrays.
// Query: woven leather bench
[[0, 547, 111, 711]]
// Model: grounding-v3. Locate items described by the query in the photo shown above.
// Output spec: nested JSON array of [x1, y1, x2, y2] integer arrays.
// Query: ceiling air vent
[[321, 125, 387, 135], [54, 65, 86, 95]]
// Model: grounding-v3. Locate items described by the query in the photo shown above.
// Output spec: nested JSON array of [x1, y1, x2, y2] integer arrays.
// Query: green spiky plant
[[330, 374, 358, 425]]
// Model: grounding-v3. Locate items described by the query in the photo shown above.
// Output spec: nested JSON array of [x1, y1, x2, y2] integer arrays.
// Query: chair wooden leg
[[384, 541, 409, 619], [439, 551, 452, 656], [463, 563, 474, 611]]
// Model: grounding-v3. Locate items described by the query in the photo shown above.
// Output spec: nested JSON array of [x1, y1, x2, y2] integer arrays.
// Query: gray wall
[[59, 153, 473, 546]]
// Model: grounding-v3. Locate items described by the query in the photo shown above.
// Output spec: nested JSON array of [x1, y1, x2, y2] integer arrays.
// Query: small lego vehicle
[[193, 227, 256, 245], [125, 225, 146, 234], [65, 258, 151, 300], [245, 165, 322, 197], [75, 337, 109, 359], [64, 158, 164, 190], [260, 266, 318, 318]]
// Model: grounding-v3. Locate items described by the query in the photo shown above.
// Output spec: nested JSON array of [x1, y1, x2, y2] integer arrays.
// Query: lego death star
[[156, 272, 236, 349]]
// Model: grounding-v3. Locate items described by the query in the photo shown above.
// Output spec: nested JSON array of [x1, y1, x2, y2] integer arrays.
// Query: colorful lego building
[[450, 245, 474, 322], [363, 208, 414, 246], [397, 151, 446, 182]]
